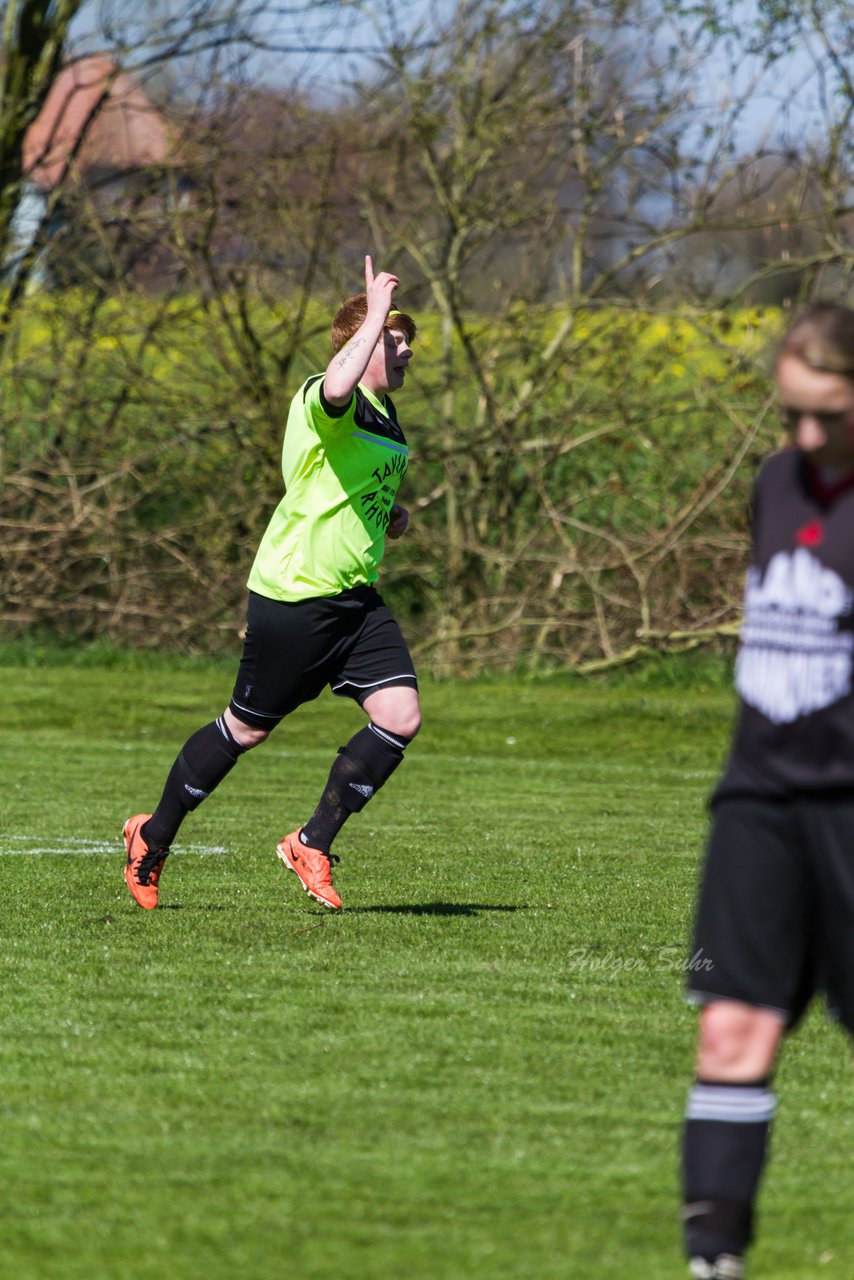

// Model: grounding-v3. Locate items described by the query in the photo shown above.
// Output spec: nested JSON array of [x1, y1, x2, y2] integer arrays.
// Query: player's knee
[[392, 705, 421, 739], [369, 699, 421, 739], [697, 1000, 782, 1079], [362, 683, 421, 740], [223, 708, 270, 750]]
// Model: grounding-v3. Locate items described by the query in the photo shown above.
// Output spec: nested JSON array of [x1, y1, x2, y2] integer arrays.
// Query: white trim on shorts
[[685, 989, 790, 1020], [229, 698, 283, 720], [332, 672, 418, 696]]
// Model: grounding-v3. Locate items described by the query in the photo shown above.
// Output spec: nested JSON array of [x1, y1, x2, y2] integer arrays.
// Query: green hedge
[[1, 291, 781, 673]]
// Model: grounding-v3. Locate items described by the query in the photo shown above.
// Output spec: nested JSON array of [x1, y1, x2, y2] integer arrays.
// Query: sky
[[68, 0, 827, 141], [70, 0, 397, 101]]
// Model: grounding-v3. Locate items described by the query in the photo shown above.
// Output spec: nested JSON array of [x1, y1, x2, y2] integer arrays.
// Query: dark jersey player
[[122, 256, 420, 911], [681, 302, 854, 1279]]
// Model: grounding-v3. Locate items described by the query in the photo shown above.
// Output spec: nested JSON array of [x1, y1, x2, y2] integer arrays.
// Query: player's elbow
[[322, 375, 353, 407]]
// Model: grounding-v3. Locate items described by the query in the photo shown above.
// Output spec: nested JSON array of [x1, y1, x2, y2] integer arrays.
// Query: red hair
[[331, 293, 416, 352]]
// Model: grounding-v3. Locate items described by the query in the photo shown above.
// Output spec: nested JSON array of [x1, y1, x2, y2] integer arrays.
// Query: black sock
[[681, 1078, 775, 1263], [143, 716, 247, 849], [301, 723, 411, 854]]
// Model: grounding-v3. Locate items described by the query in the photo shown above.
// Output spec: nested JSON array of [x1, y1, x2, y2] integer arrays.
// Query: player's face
[[777, 353, 854, 472], [364, 327, 412, 394]]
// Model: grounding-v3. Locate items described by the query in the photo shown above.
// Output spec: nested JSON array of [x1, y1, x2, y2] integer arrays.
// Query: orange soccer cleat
[[123, 814, 169, 910], [276, 830, 342, 910]]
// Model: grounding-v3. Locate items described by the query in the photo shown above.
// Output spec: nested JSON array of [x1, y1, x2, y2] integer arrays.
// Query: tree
[[0, 2, 84, 280], [324, 0, 774, 670], [5, 0, 854, 669], [0, 0, 353, 648]]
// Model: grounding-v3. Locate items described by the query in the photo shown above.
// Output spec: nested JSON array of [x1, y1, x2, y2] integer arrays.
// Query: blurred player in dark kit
[[681, 302, 854, 1279]]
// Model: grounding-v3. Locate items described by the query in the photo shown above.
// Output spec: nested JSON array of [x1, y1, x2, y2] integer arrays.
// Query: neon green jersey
[[247, 375, 409, 602]]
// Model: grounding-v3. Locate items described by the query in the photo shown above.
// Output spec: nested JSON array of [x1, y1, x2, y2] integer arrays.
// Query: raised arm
[[323, 256, 399, 406]]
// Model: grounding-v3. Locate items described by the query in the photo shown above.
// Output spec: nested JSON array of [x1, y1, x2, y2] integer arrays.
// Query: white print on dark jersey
[[736, 547, 854, 724]]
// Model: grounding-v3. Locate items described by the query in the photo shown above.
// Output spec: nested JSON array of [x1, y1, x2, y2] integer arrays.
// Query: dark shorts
[[229, 587, 417, 729], [688, 794, 854, 1033]]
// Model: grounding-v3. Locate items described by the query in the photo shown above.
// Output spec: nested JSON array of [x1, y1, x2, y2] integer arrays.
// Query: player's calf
[[300, 722, 413, 854], [681, 1077, 775, 1278]]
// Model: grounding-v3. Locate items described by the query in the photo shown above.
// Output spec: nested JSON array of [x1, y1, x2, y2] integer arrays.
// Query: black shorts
[[688, 793, 854, 1033], [229, 587, 417, 728]]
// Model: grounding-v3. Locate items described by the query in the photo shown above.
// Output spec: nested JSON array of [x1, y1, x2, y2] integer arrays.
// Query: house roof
[[24, 55, 170, 191]]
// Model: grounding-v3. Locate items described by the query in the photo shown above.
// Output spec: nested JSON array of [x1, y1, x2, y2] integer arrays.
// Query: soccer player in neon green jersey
[[123, 256, 420, 911]]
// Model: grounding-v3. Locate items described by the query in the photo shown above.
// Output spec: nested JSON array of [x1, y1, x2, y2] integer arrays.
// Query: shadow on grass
[[95, 903, 530, 921], [349, 902, 528, 917]]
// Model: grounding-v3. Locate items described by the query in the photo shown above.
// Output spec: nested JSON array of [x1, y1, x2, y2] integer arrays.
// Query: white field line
[[0, 836, 231, 857]]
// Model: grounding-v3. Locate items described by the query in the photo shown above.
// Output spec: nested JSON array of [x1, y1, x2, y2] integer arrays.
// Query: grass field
[[1, 653, 852, 1279]]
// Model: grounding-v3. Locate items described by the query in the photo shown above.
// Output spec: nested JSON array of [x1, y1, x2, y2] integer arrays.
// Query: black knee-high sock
[[681, 1078, 775, 1264], [143, 716, 247, 849], [301, 723, 412, 854]]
